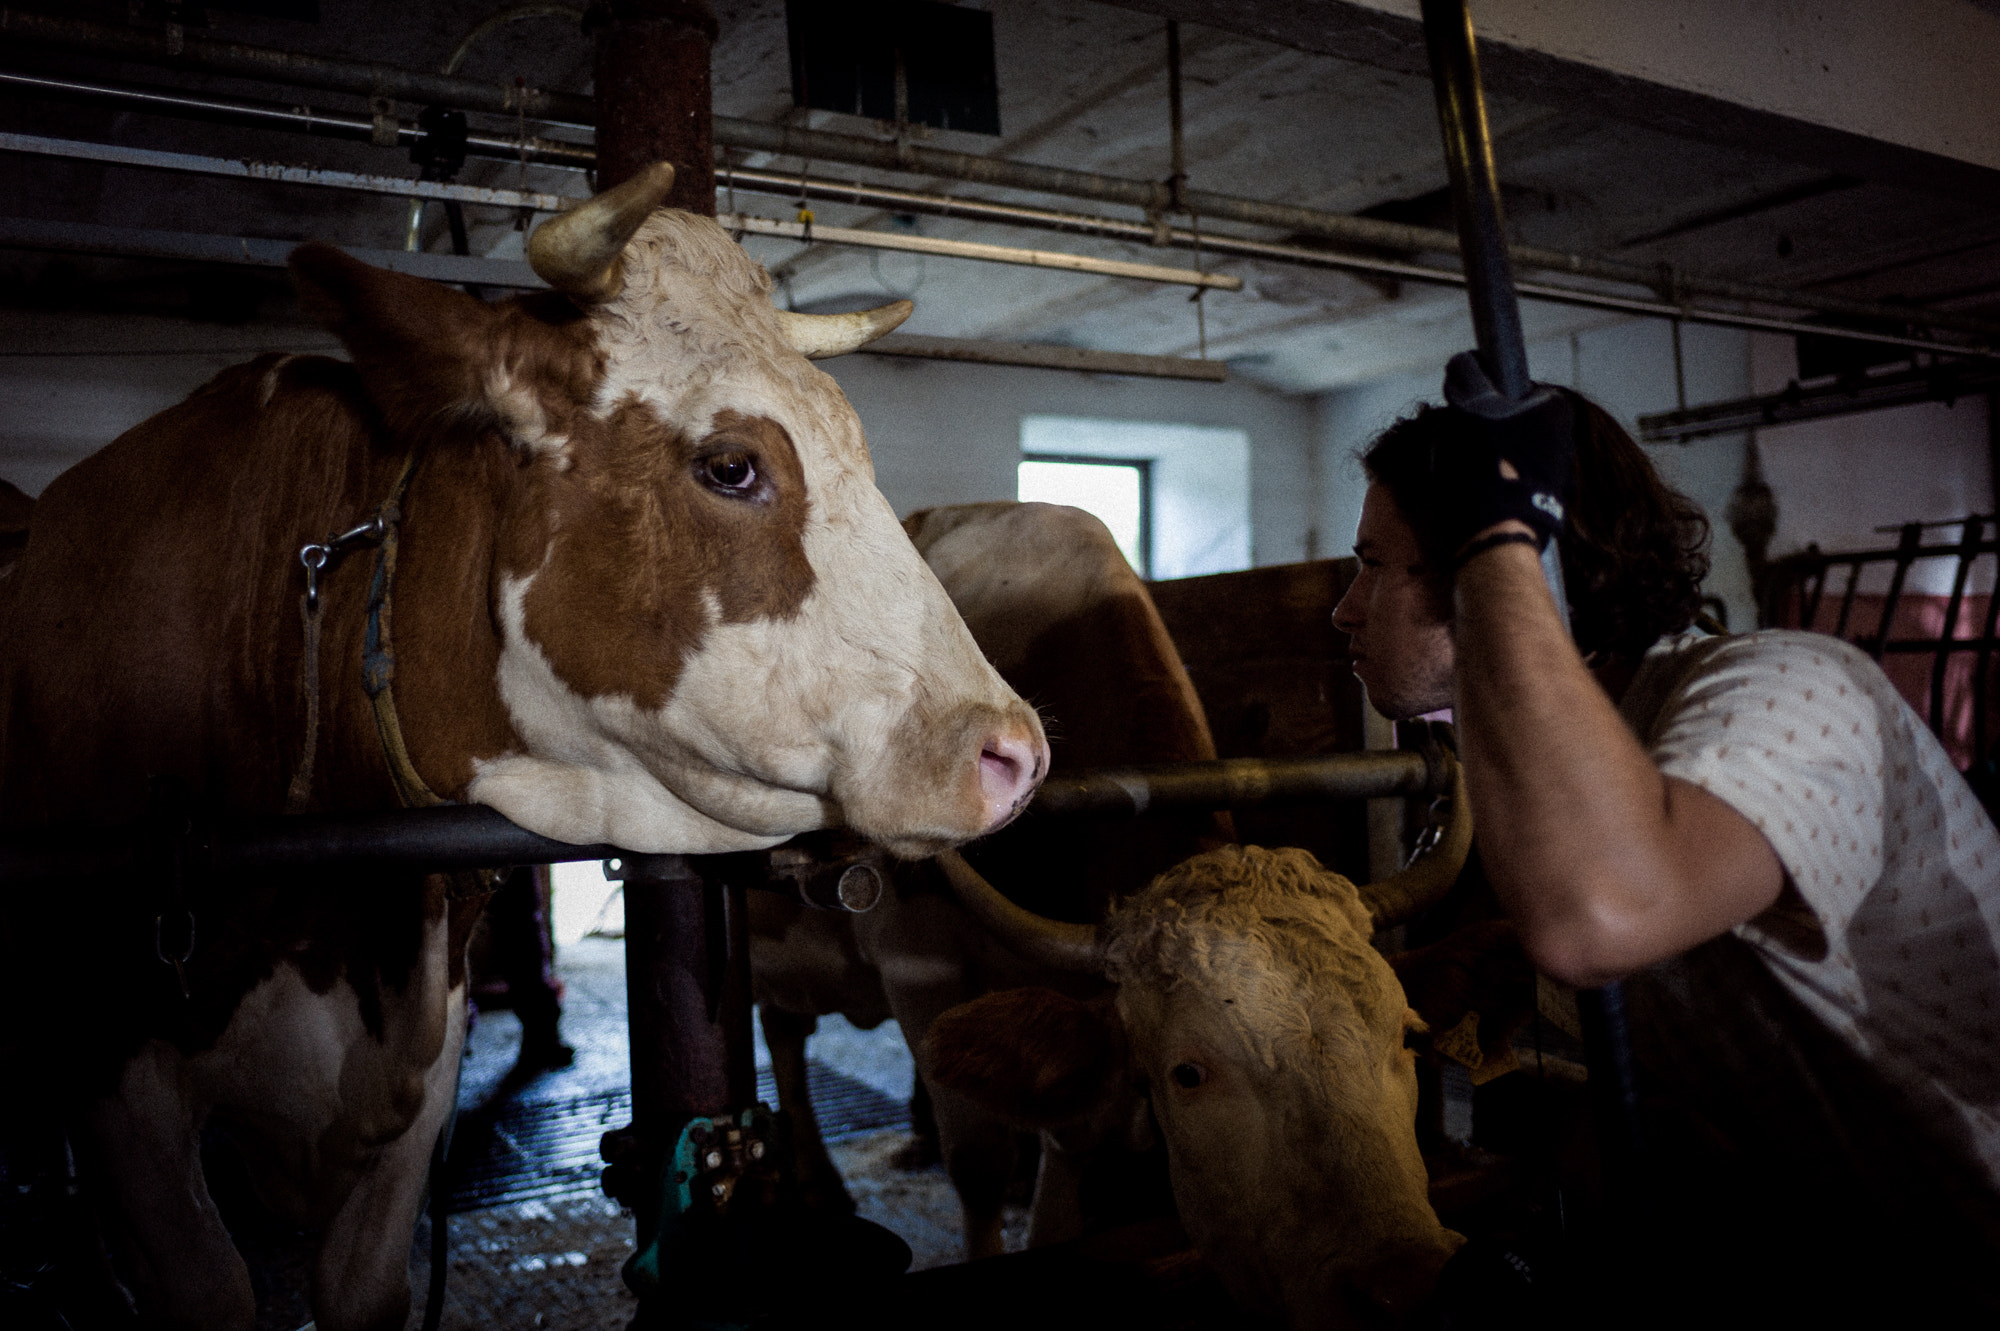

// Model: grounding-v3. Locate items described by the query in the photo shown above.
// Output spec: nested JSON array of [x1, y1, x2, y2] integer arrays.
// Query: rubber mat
[[444, 1062, 909, 1213]]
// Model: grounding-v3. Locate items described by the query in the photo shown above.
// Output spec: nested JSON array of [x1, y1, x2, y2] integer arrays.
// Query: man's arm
[[1452, 524, 1785, 988]]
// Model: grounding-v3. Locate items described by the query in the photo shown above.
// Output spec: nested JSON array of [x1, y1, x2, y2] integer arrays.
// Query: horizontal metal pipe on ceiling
[[1637, 360, 2000, 442], [8, 10, 1998, 346], [861, 334, 1228, 382], [0, 131, 575, 212], [1, 81, 1988, 358], [0, 754, 1436, 883], [0, 218, 1231, 379], [0, 68, 596, 167], [720, 211, 1238, 290], [0, 132, 1237, 292], [0, 215, 544, 288]]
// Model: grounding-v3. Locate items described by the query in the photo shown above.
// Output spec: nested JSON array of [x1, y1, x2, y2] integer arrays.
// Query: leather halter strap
[[288, 448, 451, 813], [361, 450, 450, 810]]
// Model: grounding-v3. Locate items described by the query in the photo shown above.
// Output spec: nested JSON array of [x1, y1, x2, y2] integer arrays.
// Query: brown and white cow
[[751, 501, 1226, 1256], [927, 804, 1479, 1327], [0, 165, 1046, 1331]]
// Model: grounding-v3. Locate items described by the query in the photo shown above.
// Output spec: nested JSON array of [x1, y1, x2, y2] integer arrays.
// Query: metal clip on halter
[[299, 515, 388, 609]]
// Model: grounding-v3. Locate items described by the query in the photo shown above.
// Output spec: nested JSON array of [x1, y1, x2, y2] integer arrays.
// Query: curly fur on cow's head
[[1106, 845, 1411, 1075], [1105, 845, 1460, 1328]]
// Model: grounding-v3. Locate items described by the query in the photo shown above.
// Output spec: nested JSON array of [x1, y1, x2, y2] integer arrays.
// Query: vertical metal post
[[1419, 0, 1528, 399], [1418, 0, 1570, 630], [1165, 21, 1187, 212], [587, 0, 718, 210], [1417, 0, 1641, 1233], [621, 855, 756, 1133]]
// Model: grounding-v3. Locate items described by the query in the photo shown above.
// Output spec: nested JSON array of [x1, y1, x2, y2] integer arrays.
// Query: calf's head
[[291, 164, 1045, 856], [929, 768, 1475, 1328], [1106, 847, 1462, 1323]]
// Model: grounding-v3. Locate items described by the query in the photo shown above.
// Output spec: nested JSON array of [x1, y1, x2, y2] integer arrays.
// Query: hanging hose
[[405, 4, 586, 252]]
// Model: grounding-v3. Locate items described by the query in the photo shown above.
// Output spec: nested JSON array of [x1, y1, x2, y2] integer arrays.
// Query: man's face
[[1332, 485, 1456, 721]]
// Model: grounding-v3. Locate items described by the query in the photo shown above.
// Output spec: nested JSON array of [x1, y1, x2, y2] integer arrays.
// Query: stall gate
[[1762, 514, 2000, 807]]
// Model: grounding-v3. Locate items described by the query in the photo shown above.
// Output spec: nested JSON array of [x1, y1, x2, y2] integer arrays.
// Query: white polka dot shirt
[[1622, 630, 2000, 1193]]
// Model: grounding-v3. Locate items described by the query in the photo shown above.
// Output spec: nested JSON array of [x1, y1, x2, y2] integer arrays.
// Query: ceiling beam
[[1107, 0, 2000, 204]]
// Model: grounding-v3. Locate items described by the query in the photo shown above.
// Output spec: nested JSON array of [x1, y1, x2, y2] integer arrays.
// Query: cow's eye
[[700, 451, 758, 493], [1170, 1063, 1206, 1090]]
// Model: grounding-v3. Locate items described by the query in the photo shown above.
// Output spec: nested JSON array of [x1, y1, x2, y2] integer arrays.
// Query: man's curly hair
[[1360, 393, 1711, 662]]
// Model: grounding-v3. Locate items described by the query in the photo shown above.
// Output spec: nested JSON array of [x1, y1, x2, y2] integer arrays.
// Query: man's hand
[[1431, 351, 1576, 560]]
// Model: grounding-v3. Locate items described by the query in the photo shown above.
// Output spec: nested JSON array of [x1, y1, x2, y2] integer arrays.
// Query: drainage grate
[[444, 1063, 909, 1213]]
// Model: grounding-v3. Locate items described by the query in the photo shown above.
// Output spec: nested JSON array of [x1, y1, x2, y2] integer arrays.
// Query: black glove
[[1431, 351, 1576, 563]]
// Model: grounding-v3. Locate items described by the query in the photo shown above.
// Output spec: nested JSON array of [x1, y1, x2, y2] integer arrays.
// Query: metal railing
[[1762, 515, 2000, 765], [0, 750, 1443, 885]]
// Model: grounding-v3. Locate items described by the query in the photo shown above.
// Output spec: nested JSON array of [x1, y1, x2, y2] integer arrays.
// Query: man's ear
[[925, 988, 1127, 1128], [288, 243, 598, 456]]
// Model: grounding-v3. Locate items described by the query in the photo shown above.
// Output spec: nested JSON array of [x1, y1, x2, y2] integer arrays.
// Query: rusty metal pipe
[[1027, 750, 1439, 819], [0, 754, 1445, 885], [615, 855, 755, 1125], [5, 10, 1997, 345]]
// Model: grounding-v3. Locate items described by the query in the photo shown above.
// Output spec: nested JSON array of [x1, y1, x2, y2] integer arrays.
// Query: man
[[1333, 356, 2000, 1317]]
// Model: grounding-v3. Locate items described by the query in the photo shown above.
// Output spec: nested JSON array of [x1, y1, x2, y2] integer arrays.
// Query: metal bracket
[[621, 1106, 790, 1299], [369, 95, 399, 147]]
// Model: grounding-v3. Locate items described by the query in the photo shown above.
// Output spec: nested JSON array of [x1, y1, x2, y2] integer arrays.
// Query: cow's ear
[[926, 988, 1125, 1127], [288, 243, 594, 456]]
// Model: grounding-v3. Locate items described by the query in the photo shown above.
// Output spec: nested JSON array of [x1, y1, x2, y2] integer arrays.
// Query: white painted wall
[[821, 352, 1320, 568], [1749, 331, 1993, 594], [0, 312, 339, 497]]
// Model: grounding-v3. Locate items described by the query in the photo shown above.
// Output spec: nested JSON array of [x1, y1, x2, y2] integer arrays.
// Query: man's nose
[[1332, 589, 1361, 632]]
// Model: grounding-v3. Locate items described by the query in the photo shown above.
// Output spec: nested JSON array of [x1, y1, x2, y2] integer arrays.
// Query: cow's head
[[290, 164, 1046, 857], [927, 762, 1476, 1327]]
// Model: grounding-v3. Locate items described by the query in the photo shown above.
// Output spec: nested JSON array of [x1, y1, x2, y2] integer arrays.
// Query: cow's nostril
[[976, 729, 1047, 832], [980, 744, 1021, 783]]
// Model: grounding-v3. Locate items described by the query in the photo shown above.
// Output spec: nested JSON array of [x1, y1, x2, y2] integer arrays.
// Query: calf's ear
[[1391, 920, 1537, 1080], [288, 243, 597, 456], [925, 988, 1125, 1127]]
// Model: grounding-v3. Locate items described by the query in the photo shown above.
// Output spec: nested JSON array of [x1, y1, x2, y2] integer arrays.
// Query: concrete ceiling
[[3, 0, 1997, 393]]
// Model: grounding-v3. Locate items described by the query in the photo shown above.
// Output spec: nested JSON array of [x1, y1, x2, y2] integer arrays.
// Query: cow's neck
[[336, 440, 532, 808]]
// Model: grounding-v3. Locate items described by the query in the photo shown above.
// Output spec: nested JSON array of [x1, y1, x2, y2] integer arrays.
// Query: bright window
[[1018, 455, 1150, 576], [1020, 417, 1250, 580]]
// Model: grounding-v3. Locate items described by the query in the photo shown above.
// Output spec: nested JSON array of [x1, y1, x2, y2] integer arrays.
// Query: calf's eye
[[1170, 1062, 1206, 1090], [701, 451, 757, 492]]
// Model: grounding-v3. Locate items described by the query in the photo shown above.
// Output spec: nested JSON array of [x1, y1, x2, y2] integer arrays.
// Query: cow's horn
[[772, 300, 914, 359], [936, 849, 1105, 973], [528, 161, 678, 304], [1360, 749, 1473, 929]]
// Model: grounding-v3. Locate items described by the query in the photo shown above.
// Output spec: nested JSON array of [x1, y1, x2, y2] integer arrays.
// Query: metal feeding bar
[[0, 752, 1444, 886], [1028, 751, 1435, 818]]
